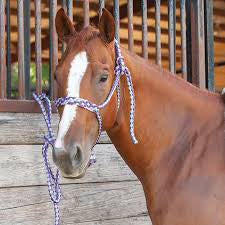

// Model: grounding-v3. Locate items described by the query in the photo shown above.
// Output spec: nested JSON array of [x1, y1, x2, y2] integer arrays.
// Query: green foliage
[[11, 63, 50, 97]]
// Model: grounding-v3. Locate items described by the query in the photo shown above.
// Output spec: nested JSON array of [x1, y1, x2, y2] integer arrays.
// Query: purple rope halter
[[33, 38, 138, 225]]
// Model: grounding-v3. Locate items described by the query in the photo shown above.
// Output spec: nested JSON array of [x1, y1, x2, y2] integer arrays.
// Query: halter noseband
[[33, 38, 138, 225]]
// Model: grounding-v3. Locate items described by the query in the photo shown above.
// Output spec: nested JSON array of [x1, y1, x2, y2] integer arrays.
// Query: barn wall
[[0, 113, 151, 225]]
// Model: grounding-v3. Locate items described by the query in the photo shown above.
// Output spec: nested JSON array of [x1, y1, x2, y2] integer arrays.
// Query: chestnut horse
[[53, 8, 225, 225]]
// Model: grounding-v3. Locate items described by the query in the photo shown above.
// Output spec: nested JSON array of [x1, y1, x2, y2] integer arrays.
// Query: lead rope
[[33, 93, 61, 225], [33, 38, 138, 225]]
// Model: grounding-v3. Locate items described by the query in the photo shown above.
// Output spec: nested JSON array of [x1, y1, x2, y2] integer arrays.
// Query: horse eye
[[99, 74, 108, 83]]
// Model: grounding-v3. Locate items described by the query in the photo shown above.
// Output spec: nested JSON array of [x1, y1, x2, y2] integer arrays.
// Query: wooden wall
[[0, 113, 152, 225]]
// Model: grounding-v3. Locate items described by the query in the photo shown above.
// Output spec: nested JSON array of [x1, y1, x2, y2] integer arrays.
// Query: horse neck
[[107, 48, 225, 196]]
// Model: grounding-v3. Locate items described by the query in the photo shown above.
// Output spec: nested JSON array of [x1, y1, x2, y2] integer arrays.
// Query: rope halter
[[33, 38, 138, 225], [55, 39, 138, 145]]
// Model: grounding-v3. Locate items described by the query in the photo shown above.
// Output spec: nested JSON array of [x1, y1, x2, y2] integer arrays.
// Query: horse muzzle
[[52, 144, 89, 178]]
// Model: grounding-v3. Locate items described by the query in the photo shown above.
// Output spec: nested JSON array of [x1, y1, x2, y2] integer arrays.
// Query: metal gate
[[0, 0, 215, 112]]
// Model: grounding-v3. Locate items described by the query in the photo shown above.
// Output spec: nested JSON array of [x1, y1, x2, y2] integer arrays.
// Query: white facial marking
[[55, 51, 88, 149], [222, 88, 225, 95]]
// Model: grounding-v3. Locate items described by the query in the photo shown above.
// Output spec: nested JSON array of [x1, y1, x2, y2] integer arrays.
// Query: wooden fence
[[0, 113, 151, 224]]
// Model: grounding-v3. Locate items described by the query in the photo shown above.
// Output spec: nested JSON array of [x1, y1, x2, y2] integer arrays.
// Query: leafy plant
[[11, 63, 50, 98]]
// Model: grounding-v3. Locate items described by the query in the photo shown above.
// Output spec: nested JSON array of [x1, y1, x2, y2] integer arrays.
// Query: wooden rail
[[0, 113, 151, 224]]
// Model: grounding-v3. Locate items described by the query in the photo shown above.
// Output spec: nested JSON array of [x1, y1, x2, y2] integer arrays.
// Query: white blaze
[[55, 51, 88, 149]]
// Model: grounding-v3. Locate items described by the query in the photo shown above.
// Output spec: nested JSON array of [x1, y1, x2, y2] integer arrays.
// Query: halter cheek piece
[[33, 38, 137, 225]]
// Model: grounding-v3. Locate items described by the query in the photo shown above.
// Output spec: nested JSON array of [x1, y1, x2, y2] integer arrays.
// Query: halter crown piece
[[33, 38, 138, 225]]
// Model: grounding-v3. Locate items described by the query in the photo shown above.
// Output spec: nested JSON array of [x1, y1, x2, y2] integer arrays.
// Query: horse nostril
[[73, 145, 82, 162]]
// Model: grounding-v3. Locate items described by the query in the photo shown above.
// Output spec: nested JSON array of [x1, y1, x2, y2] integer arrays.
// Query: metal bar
[[18, 0, 25, 99], [49, 7, 53, 98], [49, 0, 58, 99], [35, 0, 42, 95], [0, 0, 6, 99], [6, 0, 11, 98], [168, 0, 176, 73], [84, 0, 90, 27], [128, 0, 134, 52], [67, 0, 73, 21], [204, 0, 214, 91], [99, 0, 105, 17], [114, 0, 120, 43], [142, 0, 148, 59], [61, 0, 66, 10], [180, 0, 187, 80], [155, 0, 161, 65], [61, 0, 67, 54], [186, 0, 192, 83], [190, 0, 206, 89], [24, 0, 30, 98]]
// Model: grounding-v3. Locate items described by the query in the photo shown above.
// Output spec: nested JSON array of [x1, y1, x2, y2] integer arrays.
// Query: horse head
[[53, 8, 118, 178]]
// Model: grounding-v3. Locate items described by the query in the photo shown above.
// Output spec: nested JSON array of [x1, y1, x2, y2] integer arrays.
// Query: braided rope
[[33, 93, 61, 225], [114, 39, 138, 144], [33, 38, 137, 225]]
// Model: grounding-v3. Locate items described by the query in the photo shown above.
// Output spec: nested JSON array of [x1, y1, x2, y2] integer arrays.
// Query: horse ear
[[99, 8, 115, 43], [55, 8, 76, 42]]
